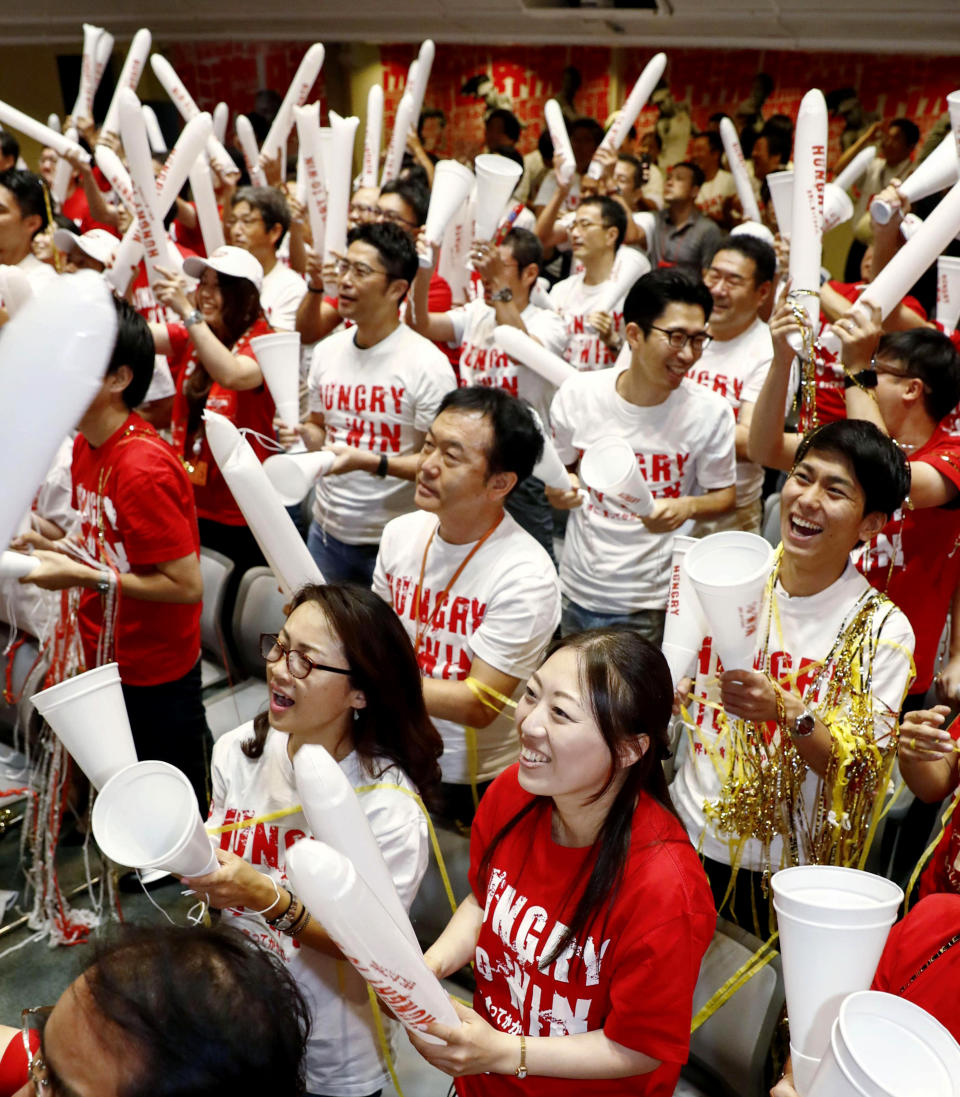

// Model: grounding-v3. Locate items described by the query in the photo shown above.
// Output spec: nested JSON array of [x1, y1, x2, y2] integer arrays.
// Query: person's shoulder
[[393, 323, 455, 364], [269, 263, 307, 290], [677, 377, 735, 416], [492, 513, 559, 572], [843, 564, 915, 642], [211, 721, 258, 765], [623, 795, 715, 911], [381, 509, 433, 549], [478, 763, 535, 825]]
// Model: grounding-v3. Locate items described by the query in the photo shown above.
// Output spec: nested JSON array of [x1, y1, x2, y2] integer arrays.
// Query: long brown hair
[[243, 583, 443, 809]]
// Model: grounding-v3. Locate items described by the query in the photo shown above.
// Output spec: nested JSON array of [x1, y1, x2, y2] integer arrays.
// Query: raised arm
[[747, 299, 803, 470]]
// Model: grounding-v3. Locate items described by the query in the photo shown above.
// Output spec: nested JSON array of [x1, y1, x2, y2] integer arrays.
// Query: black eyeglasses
[[259, 634, 352, 680], [649, 325, 712, 353], [334, 257, 388, 281]]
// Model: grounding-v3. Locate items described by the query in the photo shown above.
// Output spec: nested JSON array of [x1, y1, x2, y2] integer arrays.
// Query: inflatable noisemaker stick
[[99, 27, 151, 140], [31, 664, 138, 792], [544, 99, 576, 186], [405, 39, 436, 132], [832, 145, 876, 193], [261, 43, 325, 163], [786, 90, 827, 357], [937, 255, 960, 333], [766, 169, 794, 238], [0, 266, 33, 318], [118, 89, 173, 293], [473, 153, 523, 243], [420, 160, 475, 269], [871, 128, 960, 225], [720, 116, 762, 225], [263, 451, 335, 506], [142, 105, 167, 155], [94, 145, 138, 217], [822, 178, 960, 356], [590, 246, 650, 321], [493, 325, 578, 388], [0, 102, 91, 164], [250, 332, 302, 432], [381, 89, 417, 187], [286, 839, 461, 1044], [46, 113, 60, 133], [71, 23, 110, 124], [188, 157, 226, 256], [587, 52, 667, 180], [0, 269, 116, 552], [323, 110, 360, 283], [212, 101, 229, 144], [203, 411, 325, 595], [661, 535, 708, 686], [150, 53, 240, 182], [524, 408, 571, 493], [292, 743, 420, 950], [294, 104, 327, 261], [235, 115, 267, 186], [361, 84, 383, 188], [50, 126, 80, 206]]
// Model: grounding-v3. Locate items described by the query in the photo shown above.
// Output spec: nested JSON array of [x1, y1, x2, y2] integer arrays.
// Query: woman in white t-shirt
[[181, 583, 443, 1097]]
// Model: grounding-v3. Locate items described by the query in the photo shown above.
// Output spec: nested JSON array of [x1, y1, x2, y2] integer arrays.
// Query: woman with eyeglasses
[[181, 582, 443, 1097], [409, 628, 716, 1095]]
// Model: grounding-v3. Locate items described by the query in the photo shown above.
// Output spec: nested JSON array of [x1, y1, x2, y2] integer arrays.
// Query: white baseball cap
[[52, 227, 119, 267], [182, 245, 264, 294]]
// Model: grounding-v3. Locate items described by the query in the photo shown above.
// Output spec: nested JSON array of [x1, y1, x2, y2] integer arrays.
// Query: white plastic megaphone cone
[[766, 170, 794, 237], [871, 129, 959, 225], [937, 255, 960, 332], [421, 160, 475, 266], [822, 182, 854, 232], [92, 760, 217, 877], [250, 331, 302, 429], [683, 531, 773, 671], [473, 153, 523, 243], [263, 450, 336, 506], [31, 663, 138, 791], [661, 535, 708, 685], [579, 437, 654, 517]]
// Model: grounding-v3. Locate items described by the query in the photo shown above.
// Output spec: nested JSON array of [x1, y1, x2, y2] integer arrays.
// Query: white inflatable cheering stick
[[587, 53, 667, 180]]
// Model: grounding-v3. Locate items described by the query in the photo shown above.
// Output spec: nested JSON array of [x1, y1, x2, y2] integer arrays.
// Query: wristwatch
[[489, 286, 513, 303], [183, 309, 205, 328], [792, 710, 816, 738]]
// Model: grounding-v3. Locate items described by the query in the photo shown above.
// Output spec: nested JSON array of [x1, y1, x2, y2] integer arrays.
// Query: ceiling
[[2, 0, 959, 54]]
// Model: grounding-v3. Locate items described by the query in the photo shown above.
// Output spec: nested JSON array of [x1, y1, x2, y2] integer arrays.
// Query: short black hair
[[485, 109, 521, 144], [759, 116, 793, 163], [231, 185, 291, 246], [707, 233, 777, 286], [346, 220, 418, 289], [616, 153, 644, 190], [693, 130, 724, 157], [793, 420, 910, 520], [0, 129, 19, 161], [108, 297, 155, 409], [0, 168, 48, 235], [490, 143, 523, 170], [579, 194, 627, 249], [570, 117, 605, 149], [436, 387, 544, 488], [87, 924, 310, 1097], [889, 117, 920, 150], [537, 128, 554, 162], [502, 226, 542, 272], [642, 129, 663, 153], [379, 176, 429, 228], [877, 328, 960, 423], [671, 160, 705, 189], [417, 108, 446, 139], [624, 269, 713, 333]]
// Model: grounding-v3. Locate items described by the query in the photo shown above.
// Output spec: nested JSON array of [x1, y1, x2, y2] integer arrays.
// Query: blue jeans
[[505, 474, 557, 566], [560, 596, 665, 644], [307, 521, 380, 586]]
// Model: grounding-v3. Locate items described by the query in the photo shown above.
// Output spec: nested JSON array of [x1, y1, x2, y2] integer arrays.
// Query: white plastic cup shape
[[261, 43, 325, 163], [250, 331, 302, 428], [0, 270, 116, 553], [100, 28, 151, 138], [591, 246, 651, 318], [323, 111, 360, 274], [773, 902, 896, 1064], [662, 534, 708, 682], [0, 551, 39, 579], [790, 1043, 823, 1097], [362, 84, 384, 188], [661, 642, 699, 689], [292, 743, 419, 949], [807, 1019, 869, 1097], [720, 117, 762, 224], [474, 154, 523, 243], [544, 99, 576, 185], [0, 265, 33, 317], [92, 760, 217, 876], [683, 531, 773, 671], [236, 114, 266, 186], [381, 91, 417, 188], [492, 325, 578, 388], [937, 255, 960, 332], [822, 182, 854, 232], [286, 838, 460, 1042], [579, 437, 655, 517], [766, 170, 794, 237], [30, 663, 138, 791], [871, 131, 958, 225], [587, 52, 666, 180], [771, 866, 903, 928], [787, 91, 828, 352], [263, 450, 336, 506], [203, 411, 324, 595], [833, 146, 876, 194], [423, 160, 475, 255]]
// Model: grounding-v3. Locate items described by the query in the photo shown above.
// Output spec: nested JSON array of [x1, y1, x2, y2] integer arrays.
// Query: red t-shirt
[[459, 765, 716, 1097], [71, 413, 202, 686], [60, 167, 117, 235], [871, 894, 960, 1043], [168, 316, 276, 525], [854, 426, 960, 693], [919, 715, 960, 901]]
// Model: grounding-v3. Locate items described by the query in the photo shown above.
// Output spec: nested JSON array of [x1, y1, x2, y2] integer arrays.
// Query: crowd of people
[[1, 50, 960, 1097]]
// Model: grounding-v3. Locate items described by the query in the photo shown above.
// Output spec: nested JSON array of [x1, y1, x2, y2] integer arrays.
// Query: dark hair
[[347, 220, 419, 287], [671, 160, 705, 189], [380, 176, 430, 228], [108, 298, 156, 409], [231, 185, 291, 245], [0, 129, 19, 161], [486, 108, 521, 144], [616, 153, 644, 190], [579, 195, 627, 249], [436, 386, 543, 487], [244, 583, 443, 809], [417, 108, 446, 139], [0, 167, 48, 235], [877, 328, 960, 423], [759, 116, 793, 163], [642, 129, 663, 154], [693, 130, 724, 157], [793, 420, 910, 520], [707, 233, 777, 287], [502, 226, 543, 272], [569, 117, 605, 149], [889, 117, 920, 151], [537, 128, 554, 163], [490, 143, 524, 170], [624, 268, 713, 333], [479, 628, 679, 970], [397, 160, 431, 191], [86, 924, 310, 1097]]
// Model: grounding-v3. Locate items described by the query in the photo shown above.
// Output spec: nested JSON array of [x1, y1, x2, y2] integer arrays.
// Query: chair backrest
[[198, 547, 235, 659], [762, 492, 781, 550], [230, 567, 287, 680]]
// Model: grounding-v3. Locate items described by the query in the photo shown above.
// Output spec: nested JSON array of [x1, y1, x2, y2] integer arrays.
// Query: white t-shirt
[[308, 324, 456, 544], [447, 297, 568, 428], [551, 369, 736, 612], [642, 162, 665, 210], [210, 723, 429, 1097], [672, 562, 915, 872], [695, 169, 737, 223], [261, 260, 307, 332], [16, 252, 58, 295], [534, 169, 581, 215], [373, 509, 561, 784], [687, 317, 774, 507]]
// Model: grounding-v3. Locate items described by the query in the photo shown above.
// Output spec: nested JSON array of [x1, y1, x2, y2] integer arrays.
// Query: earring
[[353, 708, 359, 722]]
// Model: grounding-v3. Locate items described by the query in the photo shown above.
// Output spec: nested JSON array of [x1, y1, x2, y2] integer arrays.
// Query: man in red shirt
[[20, 298, 210, 808]]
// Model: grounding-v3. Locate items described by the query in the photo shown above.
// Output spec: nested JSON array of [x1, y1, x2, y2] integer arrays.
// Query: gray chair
[[198, 547, 235, 692], [762, 493, 781, 550]]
